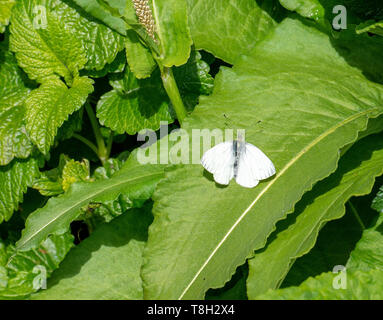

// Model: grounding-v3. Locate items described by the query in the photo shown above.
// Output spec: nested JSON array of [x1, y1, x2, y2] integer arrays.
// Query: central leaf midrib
[[18, 169, 163, 249], [177, 107, 377, 299]]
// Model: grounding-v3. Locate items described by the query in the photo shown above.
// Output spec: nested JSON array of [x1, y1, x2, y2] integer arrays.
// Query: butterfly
[[201, 137, 276, 188]]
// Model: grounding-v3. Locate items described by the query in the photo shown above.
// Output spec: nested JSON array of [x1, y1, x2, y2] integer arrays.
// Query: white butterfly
[[201, 137, 276, 188]]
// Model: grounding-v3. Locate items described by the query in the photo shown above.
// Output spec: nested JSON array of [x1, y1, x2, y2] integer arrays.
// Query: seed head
[[132, 0, 156, 40]]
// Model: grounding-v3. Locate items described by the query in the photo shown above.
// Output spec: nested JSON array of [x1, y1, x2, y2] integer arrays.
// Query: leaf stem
[[72, 133, 99, 156], [85, 103, 108, 164], [348, 200, 365, 230], [158, 63, 187, 125]]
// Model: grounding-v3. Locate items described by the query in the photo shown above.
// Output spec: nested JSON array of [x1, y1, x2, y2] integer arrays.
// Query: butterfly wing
[[201, 142, 235, 185], [235, 143, 276, 188]]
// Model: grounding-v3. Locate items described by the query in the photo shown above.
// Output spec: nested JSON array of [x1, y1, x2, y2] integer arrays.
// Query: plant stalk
[[72, 133, 99, 156], [85, 103, 108, 164], [159, 64, 187, 125]]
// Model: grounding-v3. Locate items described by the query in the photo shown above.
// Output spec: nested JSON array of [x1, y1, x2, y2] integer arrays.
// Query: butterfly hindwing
[[201, 142, 235, 185], [235, 143, 276, 188]]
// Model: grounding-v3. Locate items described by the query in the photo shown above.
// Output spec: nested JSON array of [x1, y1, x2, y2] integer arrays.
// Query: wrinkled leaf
[[0, 233, 73, 299], [0, 158, 39, 223], [25, 77, 94, 154], [10, 0, 87, 84]]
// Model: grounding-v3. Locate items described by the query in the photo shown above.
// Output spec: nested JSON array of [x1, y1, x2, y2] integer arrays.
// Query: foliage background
[[0, 0, 383, 300]]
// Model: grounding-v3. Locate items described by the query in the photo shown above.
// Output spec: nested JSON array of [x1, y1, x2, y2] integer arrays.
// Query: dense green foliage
[[1, 0, 383, 300]]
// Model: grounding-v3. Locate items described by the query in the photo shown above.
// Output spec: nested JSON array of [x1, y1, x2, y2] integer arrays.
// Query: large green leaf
[[0, 233, 73, 299], [10, 0, 87, 84], [372, 186, 383, 213], [257, 199, 383, 299], [150, 0, 192, 67], [0, 158, 39, 223], [0, 39, 35, 165], [32, 205, 152, 300], [246, 133, 383, 298], [97, 51, 213, 135], [16, 157, 164, 251], [356, 20, 383, 37], [186, 0, 285, 64], [278, 0, 324, 21], [257, 269, 383, 299], [0, 0, 15, 33], [0, 105, 33, 166], [96, 67, 172, 135], [25, 77, 94, 154], [71, 0, 127, 35], [0, 38, 33, 110], [141, 18, 383, 299], [125, 30, 156, 79], [51, 0, 125, 71]]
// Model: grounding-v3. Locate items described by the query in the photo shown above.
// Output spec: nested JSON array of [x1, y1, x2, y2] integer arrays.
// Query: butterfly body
[[201, 139, 275, 188]]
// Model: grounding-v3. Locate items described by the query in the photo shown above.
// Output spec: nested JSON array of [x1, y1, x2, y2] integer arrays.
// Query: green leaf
[[0, 39, 35, 165], [246, 133, 383, 298], [257, 269, 383, 299], [141, 19, 383, 299], [357, 20, 383, 37], [10, 0, 87, 84], [0, 37, 33, 110], [173, 50, 214, 111], [61, 158, 90, 192], [372, 186, 383, 213], [332, 29, 383, 84], [278, 0, 324, 21], [346, 204, 383, 272], [16, 156, 164, 251], [0, 158, 39, 223], [186, 0, 285, 64], [32, 205, 152, 300], [0, 0, 15, 33], [125, 30, 156, 79], [257, 202, 383, 300], [25, 77, 94, 155], [33, 172, 63, 197], [71, 0, 127, 35], [0, 233, 73, 299], [281, 208, 363, 288], [151, 0, 192, 67], [123, 1, 156, 79], [96, 66, 172, 135], [51, 0, 125, 71], [0, 105, 34, 166], [205, 264, 248, 300], [97, 51, 213, 135]]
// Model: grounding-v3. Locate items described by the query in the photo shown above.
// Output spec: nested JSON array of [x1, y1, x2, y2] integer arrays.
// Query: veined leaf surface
[[151, 0, 192, 67], [257, 198, 383, 299], [25, 77, 94, 154], [247, 133, 383, 298], [186, 0, 285, 64], [16, 158, 164, 251], [10, 0, 87, 84], [32, 206, 152, 300], [0, 158, 39, 223], [141, 19, 383, 299]]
